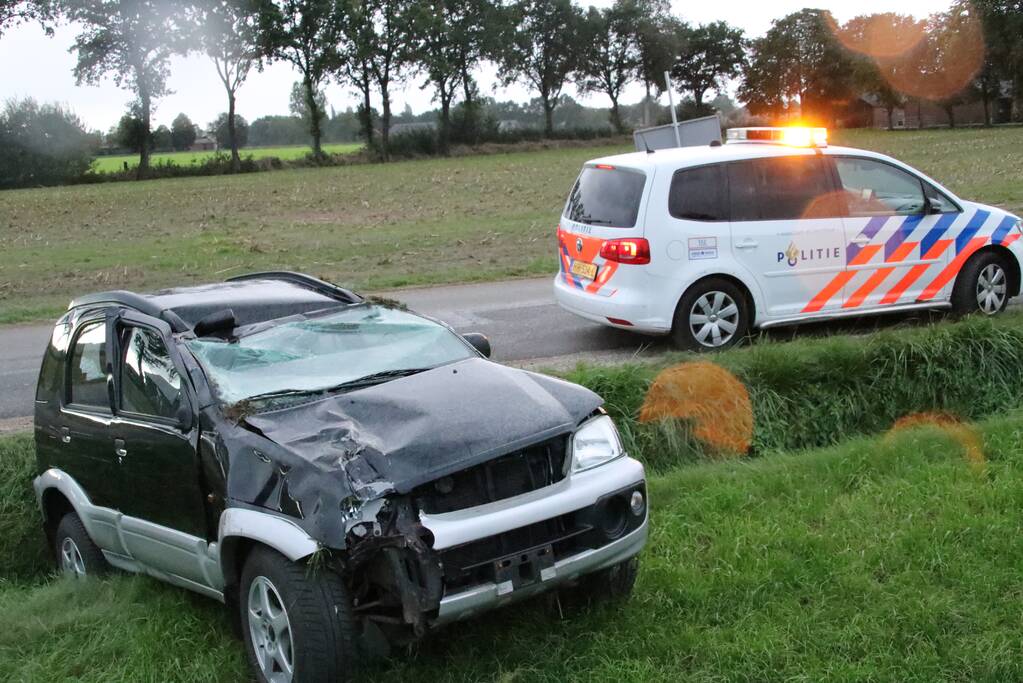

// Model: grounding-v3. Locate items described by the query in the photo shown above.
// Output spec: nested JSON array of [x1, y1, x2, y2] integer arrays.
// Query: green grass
[[6, 414, 1023, 681], [2, 127, 1019, 325], [565, 310, 1023, 470], [89, 143, 364, 173]]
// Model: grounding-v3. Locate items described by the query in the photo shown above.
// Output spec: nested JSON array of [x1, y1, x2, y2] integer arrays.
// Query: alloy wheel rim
[[976, 263, 1007, 314], [60, 537, 86, 578], [689, 291, 740, 347], [247, 575, 295, 683]]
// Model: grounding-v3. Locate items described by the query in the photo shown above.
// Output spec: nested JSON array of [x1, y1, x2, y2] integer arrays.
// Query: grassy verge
[[2, 127, 1020, 326], [566, 311, 1023, 471], [4, 414, 1023, 681]]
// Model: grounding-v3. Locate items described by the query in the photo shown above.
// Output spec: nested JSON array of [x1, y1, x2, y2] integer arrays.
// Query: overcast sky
[[0, 0, 953, 132]]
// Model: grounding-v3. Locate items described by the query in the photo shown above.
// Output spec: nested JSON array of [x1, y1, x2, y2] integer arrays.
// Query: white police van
[[554, 127, 1023, 350]]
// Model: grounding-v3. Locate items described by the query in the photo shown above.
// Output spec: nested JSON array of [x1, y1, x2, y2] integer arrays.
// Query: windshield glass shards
[[186, 305, 474, 405]]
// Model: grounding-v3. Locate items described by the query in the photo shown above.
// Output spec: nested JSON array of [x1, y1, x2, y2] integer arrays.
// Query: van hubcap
[[248, 576, 295, 683], [977, 264, 1007, 314], [60, 537, 86, 578], [690, 292, 740, 347]]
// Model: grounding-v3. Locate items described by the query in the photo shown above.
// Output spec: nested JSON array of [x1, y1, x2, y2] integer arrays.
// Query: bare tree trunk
[[886, 107, 894, 131], [137, 82, 151, 180], [945, 105, 955, 128], [380, 85, 391, 162], [227, 90, 240, 172], [609, 95, 623, 134], [643, 80, 651, 127], [438, 86, 452, 155], [303, 75, 323, 157], [543, 95, 555, 138], [982, 91, 991, 126], [360, 71, 374, 145]]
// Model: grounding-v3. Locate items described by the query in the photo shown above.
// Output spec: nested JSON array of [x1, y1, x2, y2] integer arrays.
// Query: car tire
[[951, 251, 1011, 316], [671, 278, 750, 351], [240, 547, 360, 683], [55, 512, 109, 578], [565, 557, 640, 607]]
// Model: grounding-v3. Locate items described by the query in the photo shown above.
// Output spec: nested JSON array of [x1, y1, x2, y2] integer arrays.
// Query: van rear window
[[564, 166, 646, 228]]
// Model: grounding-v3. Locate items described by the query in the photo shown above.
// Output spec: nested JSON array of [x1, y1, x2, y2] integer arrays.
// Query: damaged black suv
[[33, 272, 648, 682]]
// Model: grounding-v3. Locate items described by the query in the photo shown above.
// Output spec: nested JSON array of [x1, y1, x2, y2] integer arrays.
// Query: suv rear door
[[58, 313, 121, 509], [726, 154, 848, 318]]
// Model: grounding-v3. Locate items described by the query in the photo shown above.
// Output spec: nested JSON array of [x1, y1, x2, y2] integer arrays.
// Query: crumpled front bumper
[[421, 455, 648, 627]]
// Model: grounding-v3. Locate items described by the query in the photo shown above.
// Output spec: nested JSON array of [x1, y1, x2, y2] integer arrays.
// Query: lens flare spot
[[827, 13, 928, 60], [639, 361, 753, 455], [886, 411, 986, 472]]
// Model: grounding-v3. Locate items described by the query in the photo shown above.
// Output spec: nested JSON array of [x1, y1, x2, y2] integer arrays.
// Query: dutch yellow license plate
[[571, 260, 598, 280]]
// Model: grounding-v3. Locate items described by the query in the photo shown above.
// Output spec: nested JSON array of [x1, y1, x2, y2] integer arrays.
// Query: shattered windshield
[[186, 305, 475, 405]]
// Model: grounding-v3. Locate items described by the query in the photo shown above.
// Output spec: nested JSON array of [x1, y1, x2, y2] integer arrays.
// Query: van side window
[[68, 321, 109, 409], [834, 157, 927, 216], [728, 156, 837, 221], [669, 165, 726, 222], [120, 326, 183, 419]]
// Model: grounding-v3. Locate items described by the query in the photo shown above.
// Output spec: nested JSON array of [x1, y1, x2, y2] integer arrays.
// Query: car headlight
[[572, 414, 624, 472]]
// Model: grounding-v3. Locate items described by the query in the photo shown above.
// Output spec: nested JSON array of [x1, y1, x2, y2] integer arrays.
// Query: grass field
[[89, 143, 364, 173], [5, 413, 1023, 681], [1, 127, 1021, 325]]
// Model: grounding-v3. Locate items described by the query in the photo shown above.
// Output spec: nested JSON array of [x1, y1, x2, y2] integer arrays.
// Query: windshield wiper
[[578, 214, 616, 226], [240, 367, 433, 404]]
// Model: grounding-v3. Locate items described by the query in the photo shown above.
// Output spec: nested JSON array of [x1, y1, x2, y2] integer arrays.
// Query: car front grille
[[413, 435, 570, 515]]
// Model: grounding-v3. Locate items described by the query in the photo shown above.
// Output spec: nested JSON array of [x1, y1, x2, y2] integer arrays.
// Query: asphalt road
[[0, 277, 660, 423]]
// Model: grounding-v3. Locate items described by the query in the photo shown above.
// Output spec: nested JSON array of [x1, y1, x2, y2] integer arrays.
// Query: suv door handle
[[850, 236, 871, 245], [60, 427, 71, 444], [114, 438, 128, 462], [735, 239, 759, 249]]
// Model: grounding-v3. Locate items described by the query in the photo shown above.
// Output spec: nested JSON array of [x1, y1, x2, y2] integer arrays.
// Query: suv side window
[[923, 182, 960, 213], [834, 157, 927, 216], [668, 164, 726, 222], [120, 326, 183, 420], [68, 320, 110, 409], [727, 156, 837, 221]]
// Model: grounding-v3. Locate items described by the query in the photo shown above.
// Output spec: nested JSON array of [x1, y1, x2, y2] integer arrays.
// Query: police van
[[554, 127, 1023, 350]]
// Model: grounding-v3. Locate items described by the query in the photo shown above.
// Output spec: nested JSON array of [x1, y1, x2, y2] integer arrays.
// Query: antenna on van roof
[[642, 137, 654, 154]]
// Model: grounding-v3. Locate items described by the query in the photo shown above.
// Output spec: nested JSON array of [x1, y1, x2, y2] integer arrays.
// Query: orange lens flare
[[886, 411, 986, 472], [639, 361, 753, 456]]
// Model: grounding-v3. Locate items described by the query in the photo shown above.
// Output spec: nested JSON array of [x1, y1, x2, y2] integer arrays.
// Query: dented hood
[[242, 357, 601, 499]]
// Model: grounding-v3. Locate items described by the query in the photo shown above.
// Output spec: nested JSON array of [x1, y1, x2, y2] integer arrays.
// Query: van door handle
[[114, 438, 128, 462], [850, 236, 871, 245], [60, 427, 71, 444], [735, 239, 759, 249]]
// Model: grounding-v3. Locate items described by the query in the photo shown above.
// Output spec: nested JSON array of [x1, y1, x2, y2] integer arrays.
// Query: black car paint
[[35, 284, 603, 552]]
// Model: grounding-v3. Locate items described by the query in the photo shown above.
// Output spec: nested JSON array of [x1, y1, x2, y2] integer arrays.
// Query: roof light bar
[[726, 127, 828, 148]]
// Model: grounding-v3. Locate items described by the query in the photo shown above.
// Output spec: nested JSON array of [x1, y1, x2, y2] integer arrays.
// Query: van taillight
[[600, 238, 650, 265]]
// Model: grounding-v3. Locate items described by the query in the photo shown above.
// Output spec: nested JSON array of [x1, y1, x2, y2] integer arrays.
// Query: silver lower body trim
[[758, 300, 951, 329], [431, 517, 649, 627]]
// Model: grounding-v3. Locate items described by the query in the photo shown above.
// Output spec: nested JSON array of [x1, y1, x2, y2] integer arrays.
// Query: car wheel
[[951, 251, 1011, 316], [565, 557, 640, 607], [671, 278, 749, 351], [240, 547, 360, 683], [55, 512, 108, 578]]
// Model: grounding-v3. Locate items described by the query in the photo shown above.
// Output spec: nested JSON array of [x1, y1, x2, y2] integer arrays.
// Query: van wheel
[[55, 512, 108, 578], [671, 278, 749, 351], [951, 251, 1010, 316], [240, 547, 360, 683]]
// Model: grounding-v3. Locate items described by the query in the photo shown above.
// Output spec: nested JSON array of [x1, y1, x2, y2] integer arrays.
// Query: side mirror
[[462, 332, 491, 358], [176, 403, 194, 432]]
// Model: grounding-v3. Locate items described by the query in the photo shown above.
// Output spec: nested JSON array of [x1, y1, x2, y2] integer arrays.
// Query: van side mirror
[[462, 333, 491, 358]]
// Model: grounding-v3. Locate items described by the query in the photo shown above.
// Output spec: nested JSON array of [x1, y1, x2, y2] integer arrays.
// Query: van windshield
[[186, 305, 475, 405], [564, 166, 646, 228]]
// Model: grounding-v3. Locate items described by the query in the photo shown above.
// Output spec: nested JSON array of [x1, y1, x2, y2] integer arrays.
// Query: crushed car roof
[[67, 272, 362, 330]]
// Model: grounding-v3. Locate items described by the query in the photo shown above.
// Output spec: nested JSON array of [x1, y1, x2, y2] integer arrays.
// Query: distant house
[[865, 81, 1014, 129], [190, 136, 218, 151]]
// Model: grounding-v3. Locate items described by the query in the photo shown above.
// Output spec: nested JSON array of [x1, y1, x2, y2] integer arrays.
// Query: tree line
[[2, 0, 1021, 185]]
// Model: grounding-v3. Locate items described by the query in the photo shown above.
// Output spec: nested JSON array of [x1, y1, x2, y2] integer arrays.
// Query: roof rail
[[67, 290, 190, 332], [226, 271, 363, 304]]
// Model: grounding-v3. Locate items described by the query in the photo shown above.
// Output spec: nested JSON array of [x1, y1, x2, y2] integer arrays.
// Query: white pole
[[664, 71, 681, 148]]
